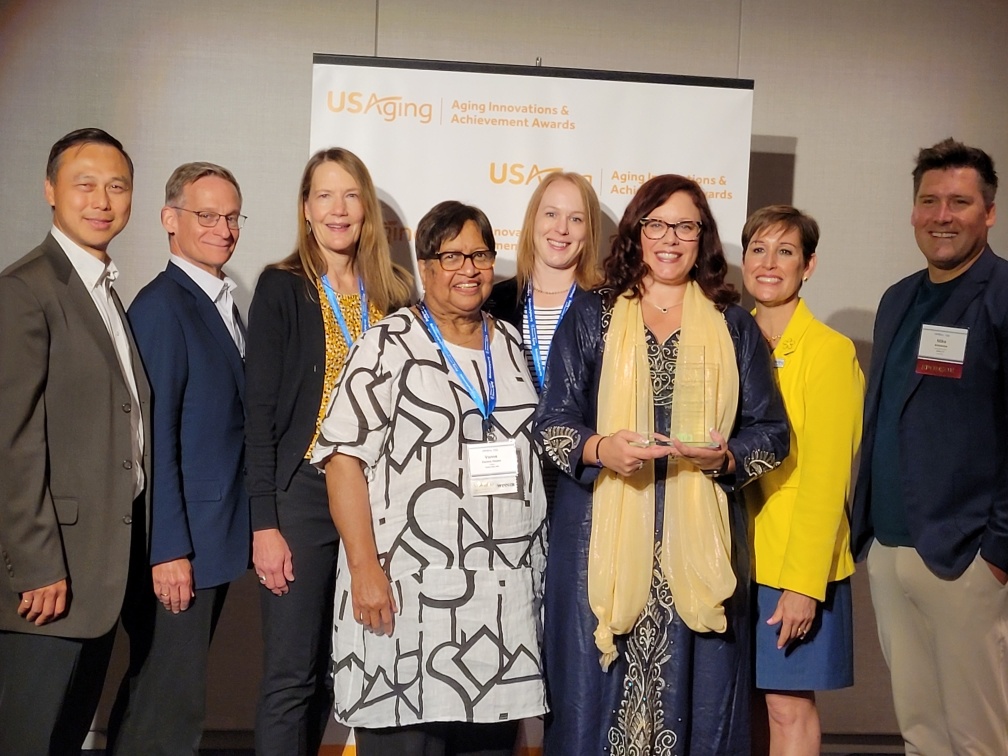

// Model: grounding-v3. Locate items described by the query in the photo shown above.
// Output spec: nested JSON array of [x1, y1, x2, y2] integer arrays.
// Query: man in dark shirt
[[851, 138, 1008, 756]]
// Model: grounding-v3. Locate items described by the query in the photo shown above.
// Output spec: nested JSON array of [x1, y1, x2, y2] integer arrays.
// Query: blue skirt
[[753, 579, 854, 691]]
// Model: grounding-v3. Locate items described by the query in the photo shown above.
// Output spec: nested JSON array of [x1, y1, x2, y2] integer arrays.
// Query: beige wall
[[3, 0, 1007, 741]]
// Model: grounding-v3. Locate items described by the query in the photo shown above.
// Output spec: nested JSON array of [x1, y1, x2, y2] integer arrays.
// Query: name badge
[[467, 440, 519, 496], [916, 324, 968, 378]]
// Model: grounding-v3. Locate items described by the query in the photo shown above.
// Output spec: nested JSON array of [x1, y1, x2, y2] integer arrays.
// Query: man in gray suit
[[0, 128, 150, 755]]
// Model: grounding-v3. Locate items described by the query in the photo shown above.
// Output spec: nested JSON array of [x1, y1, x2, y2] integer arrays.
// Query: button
[[122, 515, 133, 525], [122, 403, 131, 413], [123, 460, 133, 470]]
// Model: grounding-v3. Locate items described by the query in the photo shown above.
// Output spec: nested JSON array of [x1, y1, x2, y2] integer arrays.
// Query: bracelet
[[703, 451, 730, 477], [588, 434, 606, 468]]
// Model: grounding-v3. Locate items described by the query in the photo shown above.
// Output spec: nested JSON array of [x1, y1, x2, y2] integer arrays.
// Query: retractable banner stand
[[310, 54, 754, 279], [310, 54, 753, 754]]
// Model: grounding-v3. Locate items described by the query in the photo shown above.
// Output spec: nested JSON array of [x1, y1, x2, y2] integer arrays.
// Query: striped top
[[522, 303, 566, 388]]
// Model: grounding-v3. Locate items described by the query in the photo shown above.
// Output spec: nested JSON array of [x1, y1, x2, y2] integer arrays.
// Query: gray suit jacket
[[0, 234, 151, 638]]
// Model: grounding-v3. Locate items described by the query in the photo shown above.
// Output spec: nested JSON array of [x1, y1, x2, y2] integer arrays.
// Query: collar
[[751, 297, 815, 355], [51, 225, 117, 291], [169, 254, 236, 304], [772, 298, 816, 355]]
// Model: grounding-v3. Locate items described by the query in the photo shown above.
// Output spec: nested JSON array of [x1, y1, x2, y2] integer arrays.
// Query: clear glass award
[[672, 345, 718, 447]]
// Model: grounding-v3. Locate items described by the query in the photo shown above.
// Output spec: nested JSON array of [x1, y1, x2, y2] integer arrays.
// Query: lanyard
[[525, 282, 576, 390], [320, 275, 369, 347], [417, 302, 496, 423]]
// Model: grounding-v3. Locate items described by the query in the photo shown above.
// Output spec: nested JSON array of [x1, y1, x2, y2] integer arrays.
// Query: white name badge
[[916, 324, 968, 378], [466, 440, 519, 496]]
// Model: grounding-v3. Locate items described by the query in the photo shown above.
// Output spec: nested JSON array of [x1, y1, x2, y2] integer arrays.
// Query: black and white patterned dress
[[313, 308, 548, 729]]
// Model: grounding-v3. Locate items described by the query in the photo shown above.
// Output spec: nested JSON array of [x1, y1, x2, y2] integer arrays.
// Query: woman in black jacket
[[244, 147, 412, 755]]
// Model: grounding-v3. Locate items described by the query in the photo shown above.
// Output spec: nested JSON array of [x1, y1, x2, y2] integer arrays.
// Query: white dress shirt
[[168, 255, 245, 358], [51, 225, 145, 497]]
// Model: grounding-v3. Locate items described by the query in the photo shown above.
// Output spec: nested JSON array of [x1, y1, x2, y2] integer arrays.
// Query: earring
[[305, 220, 313, 235], [802, 276, 808, 283]]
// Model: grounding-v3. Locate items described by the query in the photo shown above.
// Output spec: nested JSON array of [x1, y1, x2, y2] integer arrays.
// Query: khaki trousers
[[867, 543, 1008, 756]]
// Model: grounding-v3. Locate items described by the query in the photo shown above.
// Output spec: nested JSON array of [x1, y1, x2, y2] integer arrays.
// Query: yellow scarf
[[588, 282, 739, 670]]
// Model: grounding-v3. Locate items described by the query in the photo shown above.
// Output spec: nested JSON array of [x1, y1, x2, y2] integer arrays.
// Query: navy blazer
[[128, 262, 249, 589], [851, 247, 1008, 578]]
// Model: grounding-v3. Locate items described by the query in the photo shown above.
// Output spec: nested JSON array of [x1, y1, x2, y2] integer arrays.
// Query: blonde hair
[[515, 172, 604, 290], [271, 148, 413, 313]]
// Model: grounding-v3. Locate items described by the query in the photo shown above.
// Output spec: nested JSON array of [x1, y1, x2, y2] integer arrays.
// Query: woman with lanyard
[[312, 201, 548, 756], [485, 171, 603, 393], [244, 147, 413, 756]]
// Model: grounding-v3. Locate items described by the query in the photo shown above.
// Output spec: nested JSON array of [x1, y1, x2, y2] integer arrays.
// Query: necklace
[[644, 298, 684, 314], [532, 284, 573, 295], [762, 332, 783, 346]]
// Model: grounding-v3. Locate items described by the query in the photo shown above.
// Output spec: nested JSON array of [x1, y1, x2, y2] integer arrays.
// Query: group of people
[[0, 127, 1004, 756]]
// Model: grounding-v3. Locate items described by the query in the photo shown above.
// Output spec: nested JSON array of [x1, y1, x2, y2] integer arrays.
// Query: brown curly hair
[[603, 174, 738, 309]]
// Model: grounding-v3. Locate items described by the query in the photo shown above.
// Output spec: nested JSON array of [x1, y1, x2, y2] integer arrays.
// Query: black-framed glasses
[[640, 218, 702, 241], [171, 207, 247, 230], [423, 250, 497, 271]]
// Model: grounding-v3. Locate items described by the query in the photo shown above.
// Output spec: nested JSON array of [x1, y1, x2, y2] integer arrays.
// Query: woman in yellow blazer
[[741, 205, 865, 756]]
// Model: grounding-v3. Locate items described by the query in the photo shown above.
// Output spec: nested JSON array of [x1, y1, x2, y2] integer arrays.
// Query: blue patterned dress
[[534, 292, 788, 755]]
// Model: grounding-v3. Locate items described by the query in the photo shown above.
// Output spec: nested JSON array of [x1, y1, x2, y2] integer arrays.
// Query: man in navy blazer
[[851, 138, 1008, 756], [107, 162, 250, 753]]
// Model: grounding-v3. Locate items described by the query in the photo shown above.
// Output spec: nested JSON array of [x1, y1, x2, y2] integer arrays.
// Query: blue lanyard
[[417, 302, 496, 422], [320, 275, 369, 347], [525, 283, 576, 390]]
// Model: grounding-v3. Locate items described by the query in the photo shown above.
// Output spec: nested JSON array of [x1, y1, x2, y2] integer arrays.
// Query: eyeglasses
[[171, 207, 247, 230], [423, 250, 496, 271], [640, 218, 702, 242]]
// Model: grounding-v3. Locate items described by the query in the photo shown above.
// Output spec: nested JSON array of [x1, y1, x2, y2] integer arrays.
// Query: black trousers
[[355, 721, 520, 756], [106, 580, 229, 755], [255, 463, 339, 756], [0, 495, 145, 756], [0, 626, 116, 755]]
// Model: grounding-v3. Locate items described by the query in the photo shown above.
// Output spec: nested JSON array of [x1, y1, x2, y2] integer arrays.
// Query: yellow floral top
[[305, 278, 383, 458]]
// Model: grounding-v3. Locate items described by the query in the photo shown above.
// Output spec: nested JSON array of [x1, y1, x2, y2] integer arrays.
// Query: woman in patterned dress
[[312, 201, 548, 756], [244, 148, 413, 755], [534, 175, 789, 755]]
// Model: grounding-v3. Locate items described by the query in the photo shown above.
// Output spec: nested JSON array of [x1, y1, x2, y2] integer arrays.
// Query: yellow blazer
[[747, 299, 864, 600]]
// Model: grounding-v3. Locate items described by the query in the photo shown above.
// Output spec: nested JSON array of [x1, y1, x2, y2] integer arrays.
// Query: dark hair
[[741, 205, 819, 263], [913, 138, 998, 206], [46, 128, 133, 183], [604, 174, 738, 308], [415, 201, 495, 260]]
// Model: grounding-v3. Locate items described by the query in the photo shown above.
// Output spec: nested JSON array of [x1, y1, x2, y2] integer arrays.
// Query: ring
[[160, 592, 169, 598], [23, 598, 30, 604], [637, 461, 644, 470], [258, 575, 266, 583]]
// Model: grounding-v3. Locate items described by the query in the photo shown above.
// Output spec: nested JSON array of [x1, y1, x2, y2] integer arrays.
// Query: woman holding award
[[741, 205, 863, 756], [535, 174, 788, 755], [313, 201, 547, 755]]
